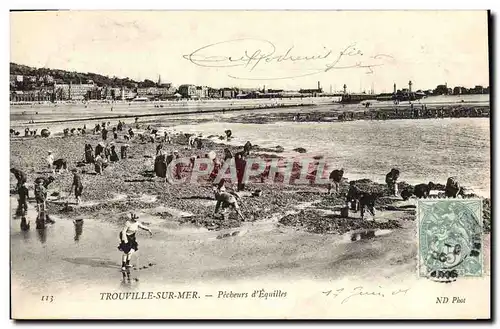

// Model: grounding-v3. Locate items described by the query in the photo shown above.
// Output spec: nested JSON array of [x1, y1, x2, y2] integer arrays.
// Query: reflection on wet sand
[[349, 229, 393, 242], [21, 230, 31, 242], [74, 219, 84, 242], [350, 230, 376, 241], [20, 216, 30, 232], [36, 228, 47, 244]]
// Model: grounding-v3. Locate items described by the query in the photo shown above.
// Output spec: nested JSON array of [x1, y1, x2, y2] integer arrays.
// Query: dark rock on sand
[[254, 145, 285, 153], [279, 209, 401, 235], [293, 147, 307, 153], [40, 129, 51, 138]]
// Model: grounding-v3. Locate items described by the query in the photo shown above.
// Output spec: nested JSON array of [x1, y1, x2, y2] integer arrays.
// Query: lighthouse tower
[[393, 83, 397, 94], [408, 80, 413, 93], [343, 84, 347, 94]]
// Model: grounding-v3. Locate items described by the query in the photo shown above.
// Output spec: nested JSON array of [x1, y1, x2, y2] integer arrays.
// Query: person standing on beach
[[110, 145, 119, 162], [69, 169, 84, 204], [95, 142, 105, 158], [168, 150, 182, 180], [84, 144, 94, 163], [209, 157, 222, 182], [95, 154, 104, 175], [10, 168, 27, 192], [16, 181, 29, 216], [235, 152, 246, 191], [34, 179, 47, 213], [196, 138, 203, 149], [155, 153, 167, 179], [223, 148, 233, 162], [117, 213, 152, 271], [445, 177, 462, 198], [120, 144, 129, 159], [243, 141, 252, 156], [164, 131, 171, 144], [385, 168, 400, 197], [46, 151, 55, 175], [102, 127, 108, 141], [104, 144, 111, 161], [156, 143, 164, 156], [188, 135, 196, 149]]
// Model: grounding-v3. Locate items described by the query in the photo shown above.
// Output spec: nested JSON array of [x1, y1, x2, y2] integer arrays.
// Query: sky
[[10, 11, 490, 93]]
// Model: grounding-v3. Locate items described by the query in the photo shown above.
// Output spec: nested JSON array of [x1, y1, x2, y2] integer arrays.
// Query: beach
[[10, 97, 491, 304]]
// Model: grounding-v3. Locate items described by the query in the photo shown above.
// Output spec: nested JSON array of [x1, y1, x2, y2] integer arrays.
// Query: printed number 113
[[41, 295, 54, 302]]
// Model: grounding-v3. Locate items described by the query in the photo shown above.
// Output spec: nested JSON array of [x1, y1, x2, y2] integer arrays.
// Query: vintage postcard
[[9, 10, 491, 319]]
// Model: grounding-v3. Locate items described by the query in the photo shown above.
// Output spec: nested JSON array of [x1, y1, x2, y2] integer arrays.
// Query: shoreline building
[[137, 84, 175, 100], [299, 81, 323, 97], [54, 81, 96, 101], [195, 86, 209, 99], [10, 89, 53, 102], [220, 87, 238, 99], [178, 84, 197, 99]]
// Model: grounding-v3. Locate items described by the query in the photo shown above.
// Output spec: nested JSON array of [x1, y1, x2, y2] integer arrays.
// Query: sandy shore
[[10, 119, 491, 291], [10, 98, 490, 131], [10, 124, 491, 231]]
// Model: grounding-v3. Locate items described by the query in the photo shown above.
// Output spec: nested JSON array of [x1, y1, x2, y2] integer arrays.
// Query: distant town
[[10, 62, 490, 103]]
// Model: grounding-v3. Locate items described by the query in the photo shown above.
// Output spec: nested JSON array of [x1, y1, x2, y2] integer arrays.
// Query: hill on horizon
[[9, 62, 157, 89]]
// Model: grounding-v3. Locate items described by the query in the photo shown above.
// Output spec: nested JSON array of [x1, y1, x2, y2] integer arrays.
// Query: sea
[[174, 117, 490, 198]]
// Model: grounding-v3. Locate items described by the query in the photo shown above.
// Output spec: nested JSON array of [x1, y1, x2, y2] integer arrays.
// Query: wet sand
[[11, 195, 419, 294]]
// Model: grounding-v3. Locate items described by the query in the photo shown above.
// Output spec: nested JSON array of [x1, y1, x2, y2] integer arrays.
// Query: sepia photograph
[[9, 10, 491, 319]]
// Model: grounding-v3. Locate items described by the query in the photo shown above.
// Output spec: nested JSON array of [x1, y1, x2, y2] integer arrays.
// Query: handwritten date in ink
[[322, 286, 410, 304]]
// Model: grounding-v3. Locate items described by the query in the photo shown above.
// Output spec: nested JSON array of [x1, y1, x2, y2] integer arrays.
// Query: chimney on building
[[393, 83, 397, 94], [317, 81, 321, 91], [343, 84, 347, 95]]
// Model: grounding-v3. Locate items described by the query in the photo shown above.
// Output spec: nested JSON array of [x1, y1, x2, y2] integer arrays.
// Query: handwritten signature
[[183, 38, 395, 80], [322, 286, 410, 304]]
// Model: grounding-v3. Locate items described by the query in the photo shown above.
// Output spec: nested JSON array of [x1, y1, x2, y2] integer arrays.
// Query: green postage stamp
[[417, 199, 483, 281]]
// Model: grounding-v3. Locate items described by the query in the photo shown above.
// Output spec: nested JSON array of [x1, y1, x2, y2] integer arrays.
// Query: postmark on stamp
[[417, 199, 483, 282]]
